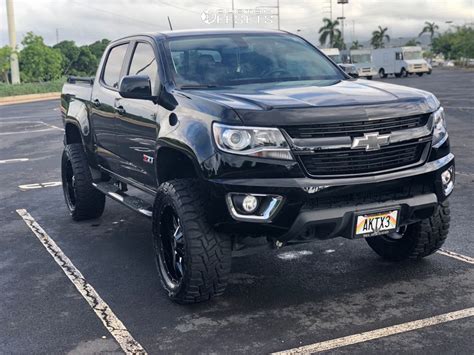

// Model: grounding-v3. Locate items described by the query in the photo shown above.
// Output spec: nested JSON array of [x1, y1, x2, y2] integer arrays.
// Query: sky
[[0, 0, 473, 47]]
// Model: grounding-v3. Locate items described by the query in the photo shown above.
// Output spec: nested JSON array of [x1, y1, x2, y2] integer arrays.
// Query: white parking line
[[274, 307, 474, 354], [438, 249, 474, 265], [16, 209, 147, 354], [0, 158, 29, 164], [18, 181, 62, 190], [0, 128, 59, 136]]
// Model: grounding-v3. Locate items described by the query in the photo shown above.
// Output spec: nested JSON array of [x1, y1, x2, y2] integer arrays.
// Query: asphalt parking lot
[[1, 68, 473, 354]]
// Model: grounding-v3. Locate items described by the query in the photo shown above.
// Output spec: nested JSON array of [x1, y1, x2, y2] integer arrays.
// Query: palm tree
[[319, 18, 341, 47], [350, 40, 363, 50], [333, 32, 346, 50], [371, 26, 390, 49], [405, 38, 421, 46], [419, 21, 439, 40]]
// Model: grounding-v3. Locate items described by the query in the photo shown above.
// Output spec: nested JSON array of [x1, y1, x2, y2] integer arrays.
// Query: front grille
[[283, 114, 430, 139], [303, 176, 434, 210], [299, 140, 428, 177]]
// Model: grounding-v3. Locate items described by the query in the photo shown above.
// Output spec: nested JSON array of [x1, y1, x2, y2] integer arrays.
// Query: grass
[[0, 79, 65, 97]]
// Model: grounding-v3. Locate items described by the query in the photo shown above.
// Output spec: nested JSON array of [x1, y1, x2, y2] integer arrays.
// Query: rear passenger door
[[115, 40, 160, 188], [90, 41, 130, 172]]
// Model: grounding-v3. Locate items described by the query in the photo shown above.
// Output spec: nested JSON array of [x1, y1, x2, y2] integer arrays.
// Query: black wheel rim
[[63, 159, 76, 210], [156, 205, 185, 288]]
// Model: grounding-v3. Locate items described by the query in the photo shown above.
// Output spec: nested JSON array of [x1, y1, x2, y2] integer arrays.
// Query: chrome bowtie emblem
[[351, 132, 391, 151]]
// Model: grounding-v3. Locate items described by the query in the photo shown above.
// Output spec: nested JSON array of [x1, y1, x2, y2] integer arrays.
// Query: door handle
[[92, 99, 101, 107], [115, 105, 126, 115]]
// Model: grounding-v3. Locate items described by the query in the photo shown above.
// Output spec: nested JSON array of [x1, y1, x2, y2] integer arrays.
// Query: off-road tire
[[61, 143, 105, 221], [366, 201, 450, 261], [152, 179, 232, 304]]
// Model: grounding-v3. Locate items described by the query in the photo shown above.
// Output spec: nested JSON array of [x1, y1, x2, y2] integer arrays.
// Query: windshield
[[328, 54, 342, 64], [167, 34, 343, 88], [403, 51, 423, 60], [351, 54, 371, 64]]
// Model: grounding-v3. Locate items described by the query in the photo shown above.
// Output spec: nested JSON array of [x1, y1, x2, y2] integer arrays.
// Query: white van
[[347, 49, 377, 79], [321, 48, 358, 77], [372, 47, 430, 78]]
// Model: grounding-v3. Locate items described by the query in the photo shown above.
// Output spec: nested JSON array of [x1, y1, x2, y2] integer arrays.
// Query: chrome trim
[[290, 114, 434, 151], [225, 193, 284, 223], [211, 153, 455, 188]]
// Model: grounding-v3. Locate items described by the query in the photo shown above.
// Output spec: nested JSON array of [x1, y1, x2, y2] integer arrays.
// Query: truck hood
[[180, 79, 438, 126]]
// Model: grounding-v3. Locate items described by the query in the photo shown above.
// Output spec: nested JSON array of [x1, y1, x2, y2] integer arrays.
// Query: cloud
[[0, 0, 472, 47]]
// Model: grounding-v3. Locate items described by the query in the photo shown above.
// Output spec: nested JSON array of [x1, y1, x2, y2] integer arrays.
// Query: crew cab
[[61, 29, 454, 304]]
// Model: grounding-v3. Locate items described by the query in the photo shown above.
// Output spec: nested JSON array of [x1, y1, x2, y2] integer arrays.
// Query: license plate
[[355, 210, 399, 237]]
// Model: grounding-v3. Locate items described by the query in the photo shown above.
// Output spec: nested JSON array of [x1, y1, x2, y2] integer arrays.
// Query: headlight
[[213, 123, 292, 160], [432, 107, 448, 147]]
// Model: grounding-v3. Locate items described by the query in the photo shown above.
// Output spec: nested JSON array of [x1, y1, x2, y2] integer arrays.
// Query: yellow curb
[[0, 92, 61, 106]]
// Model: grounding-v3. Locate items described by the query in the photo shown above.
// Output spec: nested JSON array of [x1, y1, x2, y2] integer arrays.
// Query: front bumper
[[408, 67, 430, 73], [206, 153, 454, 241], [278, 193, 437, 242]]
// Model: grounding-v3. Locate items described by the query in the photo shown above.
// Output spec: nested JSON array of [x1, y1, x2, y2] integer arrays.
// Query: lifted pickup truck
[[61, 29, 454, 304]]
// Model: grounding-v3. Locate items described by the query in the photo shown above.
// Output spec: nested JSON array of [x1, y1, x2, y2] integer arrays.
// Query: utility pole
[[56, 28, 59, 44], [231, 0, 235, 28], [277, 0, 280, 30], [337, 0, 348, 47], [6, 0, 20, 84]]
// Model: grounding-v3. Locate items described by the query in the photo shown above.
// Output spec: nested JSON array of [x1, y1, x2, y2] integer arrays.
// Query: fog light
[[441, 166, 454, 196], [242, 195, 259, 213]]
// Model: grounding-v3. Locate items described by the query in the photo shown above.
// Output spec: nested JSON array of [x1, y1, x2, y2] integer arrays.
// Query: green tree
[[350, 40, 363, 49], [319, 18, 341, 47], [333, 32, 346, 50], [88, 39, 110, 59], [432, 26, 474, 60], [73, 46, 98, 76], [19, 32, 63, 82], [419, 21, 439, 41], [0, 46, 12, 83], [53, 40, 80, 75], [371, 26, 390, 49], [405, 38, 421, 46]]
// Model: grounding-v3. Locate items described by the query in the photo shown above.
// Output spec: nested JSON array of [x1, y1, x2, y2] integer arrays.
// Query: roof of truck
[[115, 28, 287, 42]]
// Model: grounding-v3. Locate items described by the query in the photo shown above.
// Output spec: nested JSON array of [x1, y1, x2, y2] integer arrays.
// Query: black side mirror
[[119, 75, 153, 100]]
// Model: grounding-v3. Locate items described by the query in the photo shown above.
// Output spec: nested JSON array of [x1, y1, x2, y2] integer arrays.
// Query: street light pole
[[277, 0, 280, 30], [6, 0, 20, 84]]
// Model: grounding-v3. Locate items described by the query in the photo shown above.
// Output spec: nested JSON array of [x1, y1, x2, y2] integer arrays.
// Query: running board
[[92, 182, 153, 218]]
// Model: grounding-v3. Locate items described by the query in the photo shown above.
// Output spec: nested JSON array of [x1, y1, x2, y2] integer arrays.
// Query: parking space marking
[[0, 158, 29, 164], [438, 249, 474, 265], [18, 181, 62, 190], [16, 209, 147, 354], [0, 128, 59, 136], [274, 307, 474, 354], [0, 120, 64, 134]]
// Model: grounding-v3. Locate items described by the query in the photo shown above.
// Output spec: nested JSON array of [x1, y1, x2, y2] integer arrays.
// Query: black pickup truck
[[61, 29, 454, 304]]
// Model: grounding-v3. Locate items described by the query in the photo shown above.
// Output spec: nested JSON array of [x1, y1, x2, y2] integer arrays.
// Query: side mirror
[[119, 75, 154, 100]]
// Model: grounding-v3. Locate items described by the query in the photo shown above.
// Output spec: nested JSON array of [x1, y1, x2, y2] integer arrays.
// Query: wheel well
[[156, 148, 198, 184], [65, 123, 82, 145]]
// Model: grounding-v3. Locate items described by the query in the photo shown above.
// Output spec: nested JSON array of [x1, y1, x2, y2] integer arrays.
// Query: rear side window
[[128, 43, 158, 89], [103, 44, 128, 88]]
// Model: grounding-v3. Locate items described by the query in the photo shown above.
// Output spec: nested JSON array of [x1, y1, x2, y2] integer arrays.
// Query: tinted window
[[103, 44, 128, 88], [395, 52, 403, 60], [167, 34, 343, 87], [129, 43, 158, 89]]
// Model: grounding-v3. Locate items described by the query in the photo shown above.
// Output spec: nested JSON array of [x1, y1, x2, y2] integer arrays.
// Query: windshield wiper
[[179, 84, 217, 89]]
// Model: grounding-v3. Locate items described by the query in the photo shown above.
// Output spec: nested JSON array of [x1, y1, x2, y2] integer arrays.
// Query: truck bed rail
[[67, 76, 94, 85]]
